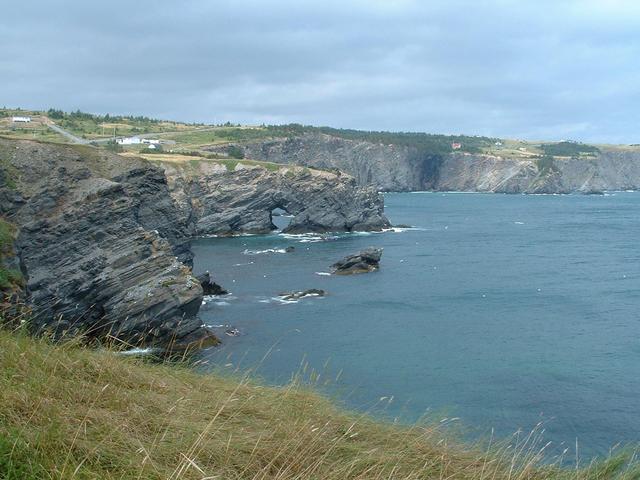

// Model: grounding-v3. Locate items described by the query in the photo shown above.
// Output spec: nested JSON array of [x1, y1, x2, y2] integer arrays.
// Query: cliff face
[[435, 151, 640, 193], [159, 160, 389, 235], [0, 139, 389, 346], [207, 133, 640, 193], [206, 134, 431, 192], [0, 139, 206, 347]]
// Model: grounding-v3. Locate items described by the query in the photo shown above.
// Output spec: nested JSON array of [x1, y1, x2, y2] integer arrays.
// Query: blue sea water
[[192, 192, 640, 458]]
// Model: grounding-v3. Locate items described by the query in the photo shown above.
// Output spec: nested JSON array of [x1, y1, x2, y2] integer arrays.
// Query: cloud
[[1, 0, 639, 142]]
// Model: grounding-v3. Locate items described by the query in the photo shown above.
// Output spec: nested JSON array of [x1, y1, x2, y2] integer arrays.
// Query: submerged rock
[[197, 271, 228, 296], [331, 247, 383, 275], [278, 288, 326, 301], [224, 327, 241, 337]]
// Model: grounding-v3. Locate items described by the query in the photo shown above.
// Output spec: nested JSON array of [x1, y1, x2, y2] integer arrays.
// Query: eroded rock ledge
[[0, 138, 389, 348], [159, 160, 390, 235]]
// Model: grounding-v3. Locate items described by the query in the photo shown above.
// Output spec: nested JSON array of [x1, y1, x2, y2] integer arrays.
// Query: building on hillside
[[116, 136, 142, 145], [451, 142, 462, 150], [12, 116, 31, 123], [141, 138, 160, 145], [495, 141, 503, 146]]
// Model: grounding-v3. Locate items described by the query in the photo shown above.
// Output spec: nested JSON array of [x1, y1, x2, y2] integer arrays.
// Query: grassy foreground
[[0, 331, 637, 479]]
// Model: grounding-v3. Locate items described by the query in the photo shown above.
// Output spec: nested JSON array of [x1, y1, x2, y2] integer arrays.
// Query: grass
[[0, 155, 18, 190], [0, 219, 22, 291], [0, 328, 638, 479], [127, 152, 284, 173]]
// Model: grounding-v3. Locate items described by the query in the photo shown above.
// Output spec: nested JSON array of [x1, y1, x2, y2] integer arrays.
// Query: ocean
[[192, 192, 640, 459]]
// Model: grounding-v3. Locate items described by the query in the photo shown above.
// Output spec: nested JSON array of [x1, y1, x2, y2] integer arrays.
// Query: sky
[[2, 0, 640, 143]]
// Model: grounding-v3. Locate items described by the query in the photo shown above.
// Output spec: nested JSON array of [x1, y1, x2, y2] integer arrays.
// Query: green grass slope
[[0, 330, 638, 479]]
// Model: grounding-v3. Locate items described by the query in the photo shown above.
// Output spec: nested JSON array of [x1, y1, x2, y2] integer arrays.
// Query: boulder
[[331, 247, 383, 275]]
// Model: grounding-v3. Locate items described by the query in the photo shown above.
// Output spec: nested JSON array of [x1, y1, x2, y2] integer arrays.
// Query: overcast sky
[[2, 1, 639, 142]]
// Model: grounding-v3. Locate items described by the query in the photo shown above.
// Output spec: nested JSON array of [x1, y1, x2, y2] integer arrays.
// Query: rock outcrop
[[331, 247, 383, 275], [158, 160, 390, 235], [206, 133, 640, 193], [0, 139, 210, 347], [197, 271, 228, 296], [0, 139, 391, 347]]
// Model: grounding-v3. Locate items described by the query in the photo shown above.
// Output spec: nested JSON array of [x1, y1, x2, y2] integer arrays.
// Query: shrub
[[536, 155, 558, 175], [541, 141, 600, 157], [139, 145, 164, 154], [103, 140, 123, 153], [227, 145, 245, 159]]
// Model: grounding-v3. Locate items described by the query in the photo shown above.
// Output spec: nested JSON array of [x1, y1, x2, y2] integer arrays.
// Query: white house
[[141, 138, 160, 145], [116, 136, 142, 145], [12, 116, 31, 123]]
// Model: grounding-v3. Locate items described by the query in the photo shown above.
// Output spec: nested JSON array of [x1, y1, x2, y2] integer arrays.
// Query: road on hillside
[[46, 123, 90, 144], [46, 122, 177, 145]]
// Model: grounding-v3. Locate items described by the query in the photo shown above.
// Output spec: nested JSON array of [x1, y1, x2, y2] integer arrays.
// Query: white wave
[[514, 221, 525, 225], [279, 233, 326, 243], [299, 236, 337, 243], [202, 294, 236, 306], [243, 248, 288, 255], [272, 297, 299, 304], [203, 294, 233, 301], [233, 261, 255, 266], [315, 272, 331, 276], [383, 226, 426, 233]]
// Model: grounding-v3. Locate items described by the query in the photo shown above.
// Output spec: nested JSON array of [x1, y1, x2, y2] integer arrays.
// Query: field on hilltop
[[1, 108, 637, 163]]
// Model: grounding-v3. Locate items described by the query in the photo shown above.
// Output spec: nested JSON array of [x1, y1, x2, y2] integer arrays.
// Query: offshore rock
[[331, 247, 383, 275]]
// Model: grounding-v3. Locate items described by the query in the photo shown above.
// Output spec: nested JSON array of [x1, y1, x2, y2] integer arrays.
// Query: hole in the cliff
[[270, 207, 292, 231]]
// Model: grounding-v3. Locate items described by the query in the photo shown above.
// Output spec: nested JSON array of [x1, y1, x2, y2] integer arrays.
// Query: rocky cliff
[[157, 159, 389, 235], [206, 133, 640, 193], [0, 138, 389, 347], [206, 134, 430, 191]]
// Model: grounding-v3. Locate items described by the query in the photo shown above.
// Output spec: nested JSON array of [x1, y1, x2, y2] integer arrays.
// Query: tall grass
[[0, 329, 637, 479]]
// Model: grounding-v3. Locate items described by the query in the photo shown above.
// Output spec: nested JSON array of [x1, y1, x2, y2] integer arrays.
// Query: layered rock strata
[[206, 133, 640, 193], [158, 160, 390, 235]]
